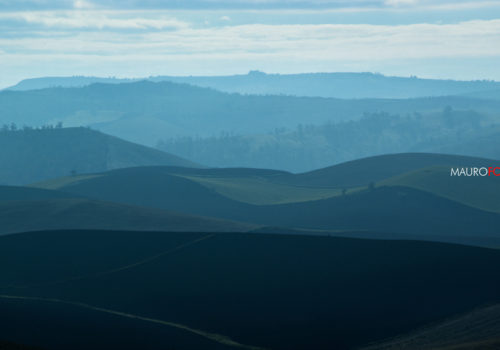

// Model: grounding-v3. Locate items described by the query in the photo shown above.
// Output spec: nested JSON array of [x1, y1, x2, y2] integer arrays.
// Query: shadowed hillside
[[0, 230, 499, 350], [0, 185, 76, 201], [0, 341, 45, 350], [0, 196, 254, 235], [38, 166, 253, 217], [361, 304, 500, 350], [0, 127, 199, 185], [253, 186, 500, 239]]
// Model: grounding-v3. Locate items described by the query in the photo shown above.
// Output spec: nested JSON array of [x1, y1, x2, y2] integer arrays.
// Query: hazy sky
[[1, 0, 500, 88]]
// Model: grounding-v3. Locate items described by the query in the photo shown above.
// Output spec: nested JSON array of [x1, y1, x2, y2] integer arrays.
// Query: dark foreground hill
[[0, 230, 499, 350], [0, 127, 198, 185], [362, 303, 500, 350], [0, 341, 45, 350]]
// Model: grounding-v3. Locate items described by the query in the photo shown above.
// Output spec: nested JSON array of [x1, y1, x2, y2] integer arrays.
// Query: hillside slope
[[0, 341, 45, 350], [254, 186, 500, 239], [0, 127, 198, 185], [0, 196, 253, 235], [1, 230, 499, 350], [33, 165, 500, 246], [381, 166, 500, 213], [362, 304, 500, 350], [0, 185, 77, 201], [279, 153, 496, 188]]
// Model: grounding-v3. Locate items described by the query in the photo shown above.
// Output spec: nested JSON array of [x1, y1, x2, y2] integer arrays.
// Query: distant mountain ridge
[[6, 76, 139, 91], [7, 72, 500, 99]]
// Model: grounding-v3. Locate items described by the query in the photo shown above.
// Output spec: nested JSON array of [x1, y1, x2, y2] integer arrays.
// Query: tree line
[[1, 122, 64, 132]]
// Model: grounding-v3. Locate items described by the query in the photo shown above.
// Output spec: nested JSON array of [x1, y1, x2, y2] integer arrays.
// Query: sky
[[0, 0, 500, 88]]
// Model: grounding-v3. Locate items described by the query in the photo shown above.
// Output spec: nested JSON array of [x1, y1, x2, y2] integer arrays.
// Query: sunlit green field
[[381, 166, 500, 213], [177, 174, 342, 204]]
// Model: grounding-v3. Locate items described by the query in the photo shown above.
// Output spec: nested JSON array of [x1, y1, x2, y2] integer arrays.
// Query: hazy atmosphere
[[1, 1, 500, 350]]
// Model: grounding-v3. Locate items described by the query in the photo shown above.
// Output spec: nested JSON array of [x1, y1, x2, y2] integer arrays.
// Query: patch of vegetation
[[158, 109, 500, 172]]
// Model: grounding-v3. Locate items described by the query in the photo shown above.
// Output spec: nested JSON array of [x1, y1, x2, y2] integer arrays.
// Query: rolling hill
[[0, 196, 254, 236], [33, 166, 253, 218], [132, 153, 500, 212], [31, 156, 500, 247], [119, 166, 338, 205], [0, 230, 499, 350], [277, 152, 497, 188], [252, 186, 500, 242], [380, 166, 500, 213], [2, 80, 499, 147], [0, 183, 253, 235], [0, 185, 77, 202], [0, 127, 199, 185]]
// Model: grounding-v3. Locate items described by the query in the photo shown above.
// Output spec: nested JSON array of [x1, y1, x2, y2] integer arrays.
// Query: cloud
[[73, 0, 95, 9], [0, 3, 499, 86], [2, 16, 499, 59], [0, 11, 189, 30], [384, 0, 419, 6], [1, 0, 498, 10]]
